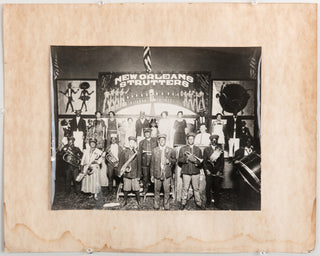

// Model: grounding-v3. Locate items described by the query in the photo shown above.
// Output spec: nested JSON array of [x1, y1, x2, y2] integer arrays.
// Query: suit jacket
[[135, 119, 150, 137], [178, 145, 202, 175], [70, 117, 87, 137], [119, 148, 141, 179], [138, 138, 158, 167], [150, 146, 176, 179], [203, 145, 224, 175]]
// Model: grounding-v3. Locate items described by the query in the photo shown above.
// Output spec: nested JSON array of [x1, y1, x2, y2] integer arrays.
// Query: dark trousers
[[65, 166, 80, 193], [205, 175, 223, 206], [107, 164, 119, 191], [154, 177, 171, 210], [142, 166, 151, 193]]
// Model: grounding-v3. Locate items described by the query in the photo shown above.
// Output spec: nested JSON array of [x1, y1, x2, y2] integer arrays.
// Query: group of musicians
[[60, 110, 254, 210]]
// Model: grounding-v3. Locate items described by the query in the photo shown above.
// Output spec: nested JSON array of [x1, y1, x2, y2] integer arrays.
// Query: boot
[[123, 191, 128, 206], [135, 191, 140, 205]]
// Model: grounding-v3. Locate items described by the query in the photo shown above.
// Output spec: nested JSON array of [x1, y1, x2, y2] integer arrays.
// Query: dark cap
[[210, 134, 219, 141], [157, 133, 167, 139], [143, 128, 152, 133], [128, 136, 137, 142], [89, 137, 97, 144], [67, 136, 75, 142], [186, 132, 196, 138]]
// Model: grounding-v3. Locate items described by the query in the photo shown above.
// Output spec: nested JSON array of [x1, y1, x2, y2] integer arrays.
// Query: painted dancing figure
[[103, 90, 110, 114], [59, 82, 79, 113], [79, 82, 94, 112]]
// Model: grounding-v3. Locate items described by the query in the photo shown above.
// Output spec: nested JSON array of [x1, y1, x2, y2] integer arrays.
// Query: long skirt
[[81, 165, 101, 194]]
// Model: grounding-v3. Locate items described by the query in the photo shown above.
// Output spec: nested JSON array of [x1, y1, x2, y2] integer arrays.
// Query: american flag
[[249, 49, 257, 79], [53, 52, 62, 80], [143, 46, 152, 73]]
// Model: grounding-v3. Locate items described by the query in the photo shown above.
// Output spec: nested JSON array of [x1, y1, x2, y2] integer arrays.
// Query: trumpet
[[185, 151, 203, 163], [62, 148, 81, 168]]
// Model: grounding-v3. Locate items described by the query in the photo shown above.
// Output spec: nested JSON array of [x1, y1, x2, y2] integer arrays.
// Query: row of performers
[[60, 128, 256, 210], [61, 109, 253, 157]]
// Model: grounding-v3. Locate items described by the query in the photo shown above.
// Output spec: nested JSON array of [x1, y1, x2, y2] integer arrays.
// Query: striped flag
[[143, 46, 152, 73], [53, 52, 62, 80], [249, 49, 257, 79]]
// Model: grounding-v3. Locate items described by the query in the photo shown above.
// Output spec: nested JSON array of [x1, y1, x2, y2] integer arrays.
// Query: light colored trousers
[[181, 174, 201, 206]]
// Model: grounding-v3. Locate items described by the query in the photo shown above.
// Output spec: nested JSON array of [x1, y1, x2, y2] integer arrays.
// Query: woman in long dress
[[81, 138, 104, 200], [124, 117, 136, 147], [173, 111, 187, 147], [158, 111, 172, 146], [212, 113, 225, 149], [93, 111, 106, 150], [106, 111, 119, 146]]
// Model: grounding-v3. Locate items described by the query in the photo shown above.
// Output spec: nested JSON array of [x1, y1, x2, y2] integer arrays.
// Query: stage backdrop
[[98, 72, 211, 117]]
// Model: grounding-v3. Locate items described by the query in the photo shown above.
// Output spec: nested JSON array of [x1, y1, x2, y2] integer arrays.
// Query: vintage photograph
[[51, 46, 261, 211]]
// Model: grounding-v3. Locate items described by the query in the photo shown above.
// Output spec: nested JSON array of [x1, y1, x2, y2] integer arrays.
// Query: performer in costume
[[119, 136, 141, 206], [150, 118, 159, 140], [105, 134, 123, 193], [178, 133, 204, 209], [138, 128, 158, 196], [135, 111, 149, 144], [93, 111, 106, 150], [150, 134, 176, 210], [80, 138, 104, 201], [173, 111, 187, 147], [79, 82, 94, 112], [60, 136, 83, 194], [70, 110, 86, 151], [212, 113, 226, 149], [106, 111, 119, 147], [59, 82, 79, 113], [158, 111, 172, 146], [203, 135, 224, 208], [124, 117, 136, 147]]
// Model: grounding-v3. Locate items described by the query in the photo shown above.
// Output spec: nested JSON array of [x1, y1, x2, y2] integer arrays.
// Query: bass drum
[[234, 153, 261, 193]]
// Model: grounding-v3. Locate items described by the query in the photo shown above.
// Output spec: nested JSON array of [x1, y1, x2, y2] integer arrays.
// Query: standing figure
[[120, 88, 129, 107], [105, 134, 123, 194], [110, 89, 115, 110], [203, 135, 224, 208], [138, 128, 158, 196], [60, 119, 72, 146], [150, 134, 176, 210], [79, 82, 94, 112], [212, 113, 226, 150], [173, 111, 187, 147], [93, 111, 106, 150], [60, 136, 83, 194], [103, 90, 110, 114], [119, 136, 141, 206], [198, 91, 206, 111], [226, 114, 242, 157], [149, 118, 159, 140], [194, 91, 200, 112], [149, 88, 156, 102], [124, 117, 136, 147], [135, 111, 150, 144], [106, 111, 119, 147], [70, 110, 87, 151], [183, 91, 188, 108], [59, 82, 79, 113], [239, 121, 252, 147], [158, 111, 172, 147], [195, 124, 211, 147], [114, 88, 120, 108], [80, 138, 104, 200], [178, 133, 204, 209]]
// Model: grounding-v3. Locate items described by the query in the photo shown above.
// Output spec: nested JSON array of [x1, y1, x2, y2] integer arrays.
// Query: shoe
[[179, 204, 186, 210], [94, 194, 98, 201]]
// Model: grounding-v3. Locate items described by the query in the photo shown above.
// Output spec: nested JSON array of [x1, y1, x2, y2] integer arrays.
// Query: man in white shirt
[[195, 124, 211, 147]]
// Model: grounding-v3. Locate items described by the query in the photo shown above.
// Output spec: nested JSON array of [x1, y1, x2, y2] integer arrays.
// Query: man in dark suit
[[203, 135, 224, 208], [105, 134, 123, 194], [150, 134, 176, 210], [70, 109, 87, 149], [138, 128, 158, 196], [178, 132, 203, 209], [60, 136, 83, 194], [135, 111, 150, 143]]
